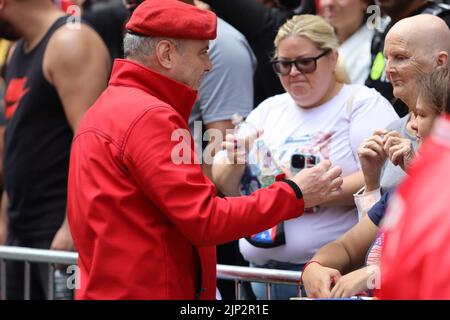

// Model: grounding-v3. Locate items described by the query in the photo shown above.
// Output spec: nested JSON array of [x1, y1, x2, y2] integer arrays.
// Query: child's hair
[[418, 66, 450, 114]]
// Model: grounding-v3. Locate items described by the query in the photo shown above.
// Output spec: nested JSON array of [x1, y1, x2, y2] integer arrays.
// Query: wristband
[[300, 260, 323, 284]]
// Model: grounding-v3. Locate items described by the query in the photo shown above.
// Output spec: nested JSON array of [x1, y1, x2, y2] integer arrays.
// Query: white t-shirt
[[237, 84, 399, 265], [338, 25, 374, 85]]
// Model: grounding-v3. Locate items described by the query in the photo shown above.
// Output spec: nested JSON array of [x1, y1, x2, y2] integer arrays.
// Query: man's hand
[[383, 131, 415, 172], [290, 160, 343, 208], [302, 262, 341, 298], [222, 129, 263, 165], [329, 266, 372, 298], [50, 222, 74, 252], [358, 130, 388, 191]]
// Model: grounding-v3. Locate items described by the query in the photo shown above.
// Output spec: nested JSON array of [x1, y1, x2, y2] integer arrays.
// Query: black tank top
[[3, 16, 73, 240]]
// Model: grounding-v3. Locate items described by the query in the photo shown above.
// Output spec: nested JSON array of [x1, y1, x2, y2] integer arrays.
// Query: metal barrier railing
[[0, 246, 302, 300]]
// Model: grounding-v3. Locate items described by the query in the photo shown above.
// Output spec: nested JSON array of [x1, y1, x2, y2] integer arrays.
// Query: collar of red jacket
[[109, 59, 198, 123]]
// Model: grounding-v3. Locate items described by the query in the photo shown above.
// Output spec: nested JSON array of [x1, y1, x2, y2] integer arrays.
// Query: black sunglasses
[[271, 50, 332, 76]]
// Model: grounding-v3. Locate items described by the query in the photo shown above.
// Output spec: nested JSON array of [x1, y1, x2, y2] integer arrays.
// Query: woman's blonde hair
[[274, 14, 350, 84]]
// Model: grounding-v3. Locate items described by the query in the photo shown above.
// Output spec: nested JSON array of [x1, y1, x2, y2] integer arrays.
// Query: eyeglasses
[[271, 50, 332, 76]]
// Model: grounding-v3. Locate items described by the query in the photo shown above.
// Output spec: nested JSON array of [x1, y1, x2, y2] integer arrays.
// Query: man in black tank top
[[0, 0, 110, 299], [366, 0, 450, 117]]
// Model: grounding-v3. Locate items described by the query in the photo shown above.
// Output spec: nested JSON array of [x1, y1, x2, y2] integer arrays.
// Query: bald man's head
[[388, 14, 450, 57], [383, 14, 450, 108]]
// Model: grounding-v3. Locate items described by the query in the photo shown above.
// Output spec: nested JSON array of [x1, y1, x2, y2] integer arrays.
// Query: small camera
[[291, 154, 306, 171], [291, 153, 319, 174]]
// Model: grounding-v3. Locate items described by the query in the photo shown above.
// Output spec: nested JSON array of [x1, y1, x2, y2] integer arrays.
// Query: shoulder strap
[[422, 2, 450, 17]]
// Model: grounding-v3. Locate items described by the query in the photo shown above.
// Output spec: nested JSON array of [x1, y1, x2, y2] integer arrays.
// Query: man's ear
[[0, 0, 5, 11], [155, 40, 176, 69], [436, 51, 448, 67]]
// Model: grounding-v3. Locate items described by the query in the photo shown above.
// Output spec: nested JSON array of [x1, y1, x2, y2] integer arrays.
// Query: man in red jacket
[[67, 0, 343, 300]]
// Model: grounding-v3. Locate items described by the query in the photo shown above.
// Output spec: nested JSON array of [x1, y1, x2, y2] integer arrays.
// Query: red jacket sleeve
[[123, 105, 305, 246]]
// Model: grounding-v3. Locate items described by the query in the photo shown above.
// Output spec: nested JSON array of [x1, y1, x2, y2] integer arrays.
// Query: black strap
[[282, 179, 303, 199]]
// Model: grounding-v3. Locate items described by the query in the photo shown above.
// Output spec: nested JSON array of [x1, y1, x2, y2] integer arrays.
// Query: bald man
[[366, 0, 450, 117], [384, 14, 450, 111], [0, 0, 110, 299]]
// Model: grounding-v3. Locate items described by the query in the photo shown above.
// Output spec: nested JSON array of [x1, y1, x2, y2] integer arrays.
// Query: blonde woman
[[212, 14, 398, 299], [319, 0, 375, 84]]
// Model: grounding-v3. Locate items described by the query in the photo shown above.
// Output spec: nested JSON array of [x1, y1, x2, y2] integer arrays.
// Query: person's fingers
[[316, 281, 332, 298], [335, 288, 345, 298], [223, 140, 234, 149], [325, 165, 342, 181], [383, 136, 400, 154], [330, 269, 342, 282], [316, 159, 332, 172], [392, 145, 412, 167], [358, 148, 380, 159], [360, 137, 383, 154], [373, 129, 388, 137], [328, 188, 343, 199], [308, 289, 320, 298], [390, 151, 401, 167], [329, 176, 343, 190], [329, 275, 343, 298], [280, 165, 294, 179], [382, 130, 401, 142], [388, 144, 402, 160], [319, 269, 341, 298], [329, 283, 340, 298], [365, 140, 385, 156], [223, 142, 236, 157], [368, 134, 385, 146], [224, 133, 235, 142]]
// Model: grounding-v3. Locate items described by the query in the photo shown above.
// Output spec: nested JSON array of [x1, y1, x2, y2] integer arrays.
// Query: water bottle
[[252, 139, 284, 188], [231, 114, 285, 188]]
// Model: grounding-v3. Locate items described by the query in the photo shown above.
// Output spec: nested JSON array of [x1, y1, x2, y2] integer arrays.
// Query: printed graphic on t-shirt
[[366, 232, 384, 266], [5, 77, 29, 119]]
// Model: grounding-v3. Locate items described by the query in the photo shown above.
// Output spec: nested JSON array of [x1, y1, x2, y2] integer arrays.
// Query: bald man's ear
[[435, 51, 448, 68], [155, 40, 177, 70]]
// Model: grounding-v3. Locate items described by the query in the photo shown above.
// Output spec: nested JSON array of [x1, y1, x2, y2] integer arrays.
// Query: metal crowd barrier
[[0, 246, 302, 300]]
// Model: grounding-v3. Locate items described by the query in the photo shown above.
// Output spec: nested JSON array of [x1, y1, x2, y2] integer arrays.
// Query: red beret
[[126, 0, 217, 40]]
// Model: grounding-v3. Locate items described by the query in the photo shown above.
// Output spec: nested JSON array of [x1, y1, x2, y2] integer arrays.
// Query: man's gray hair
[[123, 33, 182, 63]]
